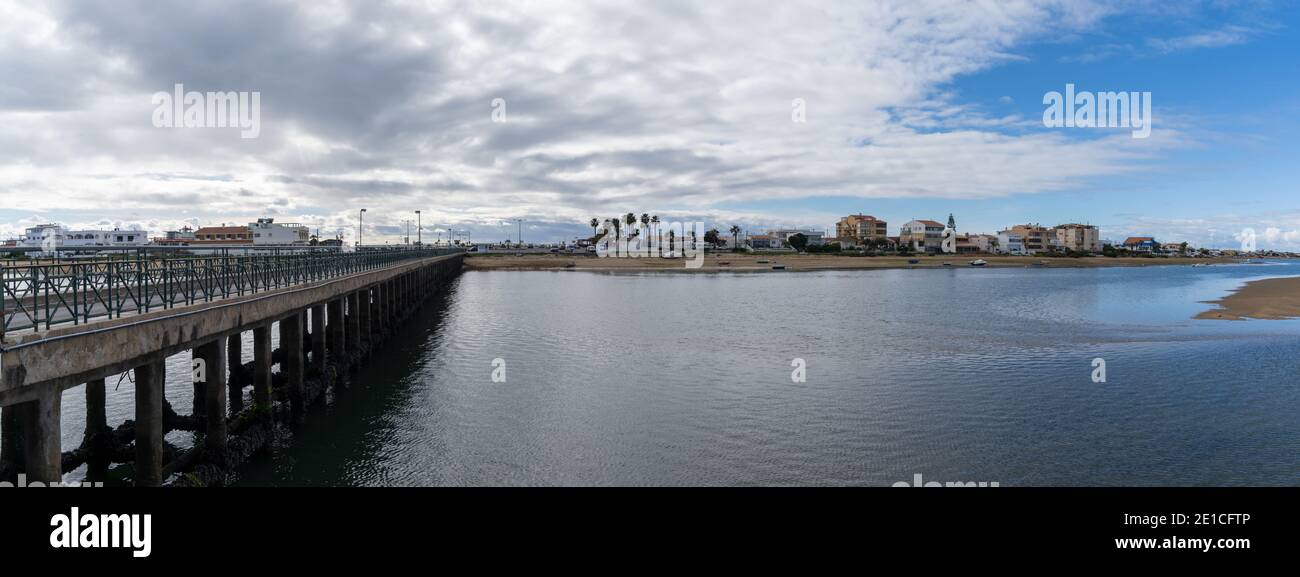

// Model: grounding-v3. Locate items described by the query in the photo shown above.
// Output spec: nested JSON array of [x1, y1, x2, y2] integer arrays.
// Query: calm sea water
[[52, 262, 1300, 486]]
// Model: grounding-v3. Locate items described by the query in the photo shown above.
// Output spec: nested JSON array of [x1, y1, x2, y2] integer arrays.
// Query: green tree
[[650, 215, 660, 251], [589, 218, 599, 240], [729, 225, 741, 251], [787, 233, 808, 252], [607, 218, 620, 256], [704, 228, 721, 248]]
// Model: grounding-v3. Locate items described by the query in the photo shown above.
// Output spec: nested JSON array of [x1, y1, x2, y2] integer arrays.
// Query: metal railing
[[1, 246, 463, 338]]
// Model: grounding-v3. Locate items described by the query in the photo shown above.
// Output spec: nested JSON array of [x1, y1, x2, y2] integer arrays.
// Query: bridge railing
[[1, 246, 463, 338]]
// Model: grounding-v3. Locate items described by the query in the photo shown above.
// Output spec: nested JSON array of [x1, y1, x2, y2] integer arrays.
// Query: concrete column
[[397, 276, 406, 315], [23, 390, 62, 483], [346, 291, 361, 353], [193, 339, 227, 456], [134, 359, 165, 487], [311, 304, 327, 375], [84, 378, 109, 481], [328, 298, 346, 361], [385, 280, 394, 321], [0, 405, 21, 478], [227, 331, 244, 411], [281, 312, 306, 419], [358, 288, 372, 347], [253, 324, 273, 416]]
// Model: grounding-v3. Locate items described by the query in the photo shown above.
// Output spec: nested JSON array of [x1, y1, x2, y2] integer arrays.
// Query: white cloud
[[0, 0, 1261, 242]]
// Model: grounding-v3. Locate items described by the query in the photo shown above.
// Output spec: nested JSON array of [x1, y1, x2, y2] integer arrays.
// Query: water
[[48, 262, 1300, 485]]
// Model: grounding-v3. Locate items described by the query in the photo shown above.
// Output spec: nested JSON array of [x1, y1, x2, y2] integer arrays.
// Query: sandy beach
[[1196, 276, 1300, 320], [465, 252, 1242, 272]]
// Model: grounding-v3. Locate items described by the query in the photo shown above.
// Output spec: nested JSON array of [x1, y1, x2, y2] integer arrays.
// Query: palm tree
[[667, 230, 676, 255], [589, 218, 599, 240], [729, 225, 741, 251], [606, 218, 619, 256], [650, 215, 660, 256], [640, 213, 650, 256]]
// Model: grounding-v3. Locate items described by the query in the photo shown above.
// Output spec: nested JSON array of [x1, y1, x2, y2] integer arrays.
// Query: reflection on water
[[49, 262, 1300, 486]]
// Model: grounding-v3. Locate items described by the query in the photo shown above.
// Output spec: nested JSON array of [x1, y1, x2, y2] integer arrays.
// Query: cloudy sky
[[1, 0, 1297, 247]]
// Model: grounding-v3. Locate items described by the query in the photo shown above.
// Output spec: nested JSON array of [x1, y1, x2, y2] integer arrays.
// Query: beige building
[[1008, 224, 1059, 253], [1054, 224, 1101, 253], [956, 233, 997, 254], [836, 214, 888, 243], [900, 220, 945, 253]]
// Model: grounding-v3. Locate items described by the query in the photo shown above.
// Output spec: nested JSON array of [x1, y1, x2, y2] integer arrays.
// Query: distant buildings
[[190, 219, 309, 246], [1054, 224, 1102, 253], [957, 233, 997, 254], [19, 223, 148, 251], [996, 230, 1026, 255], [835, 214, 888, 244], [193, 225, 253, 244], [769, 228, 824, 247], [747, 234, 781, 249], [1123, 236, 1157, 253], [899, 220, 945, 253], [249, 218, 310, 244], [1006, 224, 1059, 253], [825, 213, 1109, 256]]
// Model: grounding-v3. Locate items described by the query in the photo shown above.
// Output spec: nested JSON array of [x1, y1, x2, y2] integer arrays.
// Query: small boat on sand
[[970, 259, 987, 267]]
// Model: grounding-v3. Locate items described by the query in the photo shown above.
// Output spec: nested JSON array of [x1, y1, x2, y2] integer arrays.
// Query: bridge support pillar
[[385, 280, 395, 323], [227, 332, 244, 411], [0, 405, 21, 479], [281, 312, 306, 420], [311, 304, 327, 375], [84, 378, 110, 481], [328, 298, 346, 362], [403, 274, 411, 311], [253, 324, 273, 418], [375, 283, 388, 337], [134, 359, 165, 487], [346, 292, 361, 354], [358, 288, 372, 349], [194, 339, 227, 457], [20, 389, 62, 483]]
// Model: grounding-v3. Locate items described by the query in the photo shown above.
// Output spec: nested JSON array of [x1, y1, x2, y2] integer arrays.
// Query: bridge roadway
[[0, 250, 464, 485]]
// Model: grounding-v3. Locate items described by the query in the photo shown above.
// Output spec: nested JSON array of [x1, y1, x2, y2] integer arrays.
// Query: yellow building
[[835, 214, 888, 243]]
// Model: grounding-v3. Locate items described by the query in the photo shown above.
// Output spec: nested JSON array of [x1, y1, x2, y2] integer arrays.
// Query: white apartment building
[[20, 223, 149, 252], [900, 220, 945, 253], [996, 231, 1026, 255], [249, 218, 310, 245]]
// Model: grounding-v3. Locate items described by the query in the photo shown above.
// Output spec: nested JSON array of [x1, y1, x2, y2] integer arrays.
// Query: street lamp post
[[415, 210, 422, 246], [358, 208, 367, 248], [515, 218, 525, 245]]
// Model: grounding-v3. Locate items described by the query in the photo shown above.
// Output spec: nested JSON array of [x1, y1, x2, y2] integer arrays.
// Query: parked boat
[[907, 259, 920, 265], [970, 259, 988, 267]]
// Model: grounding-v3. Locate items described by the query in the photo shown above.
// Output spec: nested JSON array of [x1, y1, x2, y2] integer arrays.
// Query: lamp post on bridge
[[415, 210, 422, 246], [358, 208, 367, 248]]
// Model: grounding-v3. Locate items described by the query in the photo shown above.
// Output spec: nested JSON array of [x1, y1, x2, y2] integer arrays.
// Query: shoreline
[[1196, 276, 1300, 321], [465, 253, 1252, 273]]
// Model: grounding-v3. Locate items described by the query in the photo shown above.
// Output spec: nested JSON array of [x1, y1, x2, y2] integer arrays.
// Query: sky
[[0, 0, 1297, 248]]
